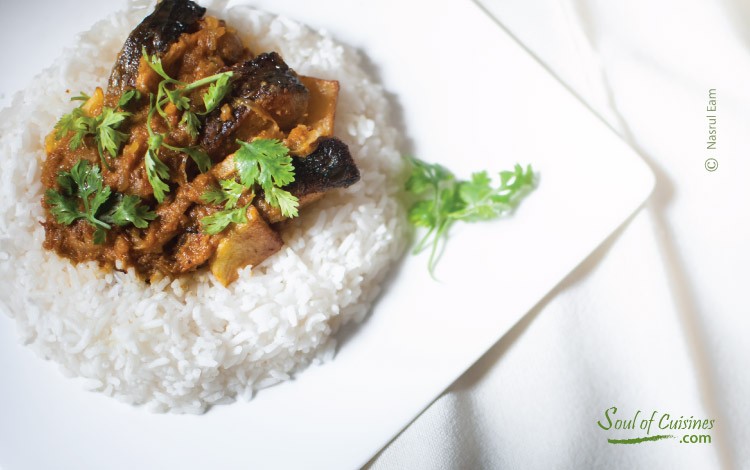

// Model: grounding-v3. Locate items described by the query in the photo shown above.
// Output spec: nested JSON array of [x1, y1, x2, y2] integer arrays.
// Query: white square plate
[[0, 0, 653, 468]]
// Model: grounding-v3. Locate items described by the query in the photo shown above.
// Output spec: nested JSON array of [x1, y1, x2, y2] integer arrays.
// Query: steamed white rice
[[0, 0, 405, 413]]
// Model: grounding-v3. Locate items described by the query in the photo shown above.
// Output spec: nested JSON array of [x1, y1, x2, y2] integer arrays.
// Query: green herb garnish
[[53, 94, 130, 170], [200, 204, 251, 235], [234, 139, 298, 218], [144, 147, 171, 204], [142, 47, 232, 128], [45, 160, 156, 244], [201, 179, 246, 208], [70, 91, 91, 102], [180, 110, 201, 139], [201, 72, 232, 114], [140, 49, 232, 199], [199, 179, 249, 235], [143, 102, 172, 203], [103, 194, 158, 229], [198, 139, 299, 235], [96, 107, 130, 159], [181, 146, 212, 173], [118, 89, 142, 108], [406, 157, 536, 274], [55, 107, 88, 146]]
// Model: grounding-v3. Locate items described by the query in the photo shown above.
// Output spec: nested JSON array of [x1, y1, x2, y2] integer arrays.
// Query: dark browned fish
[[200, 52, 309, 158], [107, 0, 206, 97], [287, 137, 360, 196]]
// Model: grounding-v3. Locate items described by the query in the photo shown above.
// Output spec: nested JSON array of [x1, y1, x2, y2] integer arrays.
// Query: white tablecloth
[[370, 0, 749, 468], [0, 1, 746, 468]]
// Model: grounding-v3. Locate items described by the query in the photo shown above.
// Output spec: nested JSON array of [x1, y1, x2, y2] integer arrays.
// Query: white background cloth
[[0, 1, 747, 469], [370, 0, 749, 468]]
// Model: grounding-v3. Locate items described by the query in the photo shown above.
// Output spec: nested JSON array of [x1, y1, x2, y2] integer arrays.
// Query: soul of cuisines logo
[[597, 406, 715, 445]]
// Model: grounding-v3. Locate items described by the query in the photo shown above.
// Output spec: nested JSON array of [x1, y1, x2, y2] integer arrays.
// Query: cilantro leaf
[[89, 184, 113, 218], [54, 101, 130, 169], [201, 179, 246, 209], [106, 194, 157, 228], [67, 122, 92, 151], [220, 179, 246, 209], [200, 205, 249, 235], [147, 131, 164, 151], [197, 139, 298, 235], [450, 165, 535, 222], [407, 199, 437, 229], [265, 186, 299, 218], [238, 139, 296, 188], [202, 72, 232, 113], [452, 171, 506, 221], [47, 160, 157, 243], [70, 159, 102, 202], [144, 97, 171, 203], [167, 88, 191, 111], [56, 171, 75, 196], [161, 140, 212, 173], [183, 146, 212, 173], [118, 89, 141, 108], [405, 157, 454, 195], [145, 148, 171, 203], [45, 188, 83, 225], [142, 47, 176, 83], [234, 139, 298, 218], [180, 110, 200, 139], [141, 51, 239, 210], [93, 227, 107, 245], [54, 107, 88, 141], [96, 107, 130, 159], [142, 52, 230, 176], [201, 186, 230, 206], [46, 160, 114, 244], [143, 47, 232, 138]]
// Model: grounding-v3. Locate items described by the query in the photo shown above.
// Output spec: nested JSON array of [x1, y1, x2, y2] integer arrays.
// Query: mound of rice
[[0, 0, 405, 413]]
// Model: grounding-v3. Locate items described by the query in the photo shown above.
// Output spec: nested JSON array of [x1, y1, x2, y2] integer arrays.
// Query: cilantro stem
[[428, 221, 450, 274], [180, 71, 233, 93], [146, 97, 157, 137], [81, 192, 91, 215], [87, 215, 111, 230], [413, 226, 435, 254], [97, 144, 112, 171], [155, 82, 170, 121]]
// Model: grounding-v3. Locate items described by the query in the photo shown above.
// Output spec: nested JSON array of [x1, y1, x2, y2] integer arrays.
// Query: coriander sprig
[[202, 178, 246, 208], [199, 178, 252, 235], [118, 89, 142, 109], [200, 204, 252, 235], [45, 160, 156, 244], [140, 49, 232, 200], [144, 100, 173, 203], [104, 194, 158, 229], [198, 139, 299, 235], [406, 157, 536, 274], [234, 139, 298, 218], [54, 94, 130, 170], [143, 94, 213, 202], [142, 47, 232, 137]]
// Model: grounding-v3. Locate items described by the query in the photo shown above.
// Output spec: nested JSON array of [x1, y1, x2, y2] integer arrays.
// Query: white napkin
[[370, 0, 749, 467]]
